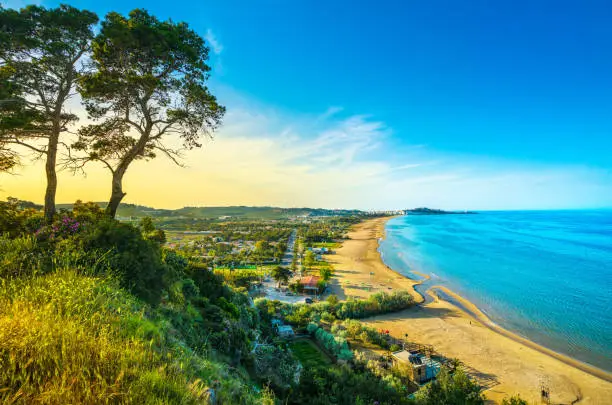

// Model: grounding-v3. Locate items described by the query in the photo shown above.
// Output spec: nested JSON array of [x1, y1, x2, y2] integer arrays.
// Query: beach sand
[[327, 217, 612, 404]]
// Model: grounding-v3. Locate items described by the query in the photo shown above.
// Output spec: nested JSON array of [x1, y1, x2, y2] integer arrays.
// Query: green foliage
[[303, 249, 316, 268], [319, 266, 333, 281], [289, 279, 305, 293], [289, 339, 332, 368], [336, 291, 414, 319], [502, 395, 528, 405], [0, 4, 99, 221], [0, 270, 266, 404], [75, 8, 225, 217], [253, 344, 300, 391], [414, 367, 485, 405], [75, 219, 166, 304], [340, 319, 390, 349], [307, 322, 319, 334], [289, 364, 411, 405], [326, 294, 339, 305], [307, 323, 353, 361], [215, 268, 264, 289], [0, 197, 42, 237], [257, 291, 414, 333], [390, 343, 401, 352], [271, 265, 291, 287], [0, 235, 44, 278]]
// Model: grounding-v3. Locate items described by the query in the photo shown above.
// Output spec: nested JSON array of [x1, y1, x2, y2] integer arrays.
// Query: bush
[[75, 219, 167, 304], [289, 364, 411, 405], [413, 367, 485, 405], [339, 319, 390, 349], [0, 197, 42, 237], [0, 235, 44, 278], [289, 280, 304, 293], [502, 395, 528, 405], [308, 323, 353, 361], [336, 291, 414, 319]]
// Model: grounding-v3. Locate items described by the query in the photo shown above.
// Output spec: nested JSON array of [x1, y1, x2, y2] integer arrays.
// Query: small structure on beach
[[391, 350, 441, 384]]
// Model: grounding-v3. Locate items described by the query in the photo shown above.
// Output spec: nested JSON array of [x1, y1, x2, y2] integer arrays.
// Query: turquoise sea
[[379, 210, 612, 372]]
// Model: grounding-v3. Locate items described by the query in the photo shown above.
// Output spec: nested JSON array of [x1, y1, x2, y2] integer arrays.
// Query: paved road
[[259, 229, 308, 304], [280, 229, 297, 267]]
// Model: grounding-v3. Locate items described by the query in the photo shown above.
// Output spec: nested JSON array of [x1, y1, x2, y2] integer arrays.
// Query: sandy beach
[[328, 217, 612, 404]]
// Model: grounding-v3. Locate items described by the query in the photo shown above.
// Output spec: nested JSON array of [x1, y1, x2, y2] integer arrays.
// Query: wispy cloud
[[205, 29, 223, 55], [2, 89, 611, 210]]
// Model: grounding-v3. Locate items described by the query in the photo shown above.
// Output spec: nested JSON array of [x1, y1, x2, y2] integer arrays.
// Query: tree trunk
[[43, 131, 59, 223], [107, 169, 127, 218], [106, 125, 150, 218]]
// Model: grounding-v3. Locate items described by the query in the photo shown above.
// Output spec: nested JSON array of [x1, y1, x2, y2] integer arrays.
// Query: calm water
[[379, 210, 612, 372]]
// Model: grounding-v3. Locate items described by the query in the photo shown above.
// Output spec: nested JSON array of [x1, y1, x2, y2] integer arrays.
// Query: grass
[[289, 339, 332, 369], [0, 270, 273, 404], [311, 242, 341, 249]]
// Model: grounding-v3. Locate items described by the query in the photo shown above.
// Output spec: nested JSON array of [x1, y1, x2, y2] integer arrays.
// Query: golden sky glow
[[2, 99, 611, 211]]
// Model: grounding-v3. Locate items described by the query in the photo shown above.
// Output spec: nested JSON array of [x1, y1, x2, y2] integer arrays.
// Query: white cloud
[[205, 29, 223, 55], [2, 87, 611, 211]]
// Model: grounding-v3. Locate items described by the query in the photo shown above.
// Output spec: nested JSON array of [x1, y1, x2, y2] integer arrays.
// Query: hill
[[56, 202, 363, 219]]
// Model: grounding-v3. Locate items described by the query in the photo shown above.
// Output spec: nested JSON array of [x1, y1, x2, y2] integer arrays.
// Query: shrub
[[0, 197, 42, 237], [75, 219, 166, 304], [502, 395, 528, 405], [413, 367, 485, 405], [336, 291, 414, 319], [311, 325, 353, 361], [0, 235, 44, 278], [326, 294, 339, 306], [340, 319, 390, 349], [289, 364, 410, 405], [289, 280, 304, 293]]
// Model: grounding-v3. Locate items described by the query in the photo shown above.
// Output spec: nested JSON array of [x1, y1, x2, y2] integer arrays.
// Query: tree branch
[[8, 138, 47, 154], [153, 144, 185, 167]]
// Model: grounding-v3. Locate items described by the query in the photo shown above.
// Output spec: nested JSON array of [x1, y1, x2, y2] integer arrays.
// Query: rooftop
[[302, 276, 320, 288]]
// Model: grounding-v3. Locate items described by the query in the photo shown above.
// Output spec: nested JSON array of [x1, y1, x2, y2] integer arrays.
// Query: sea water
[[379, 210, 612, 372]]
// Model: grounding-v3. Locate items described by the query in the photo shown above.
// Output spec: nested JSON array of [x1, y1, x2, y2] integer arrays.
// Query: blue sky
[[3, 0, 612, 210]]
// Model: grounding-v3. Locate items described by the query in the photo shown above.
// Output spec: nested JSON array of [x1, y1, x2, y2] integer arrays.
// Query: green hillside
[[56, 202, 363, 219]]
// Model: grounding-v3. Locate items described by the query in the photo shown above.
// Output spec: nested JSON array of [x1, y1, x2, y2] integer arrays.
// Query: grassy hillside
[[0, 270, 270, 404], [0, 199, 495, 405]]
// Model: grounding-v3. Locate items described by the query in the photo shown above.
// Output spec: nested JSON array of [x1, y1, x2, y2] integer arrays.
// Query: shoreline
[[426, 285, 612, 383], [329, 216, 612, 404], [376, 218, 611, 382]]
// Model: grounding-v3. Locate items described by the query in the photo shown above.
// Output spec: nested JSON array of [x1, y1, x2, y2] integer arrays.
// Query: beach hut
[[391, 350, 440, 384]]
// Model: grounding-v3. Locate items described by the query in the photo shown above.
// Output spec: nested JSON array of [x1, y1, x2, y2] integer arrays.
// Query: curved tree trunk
[[107, 168, 127, 218], [43, 131, 59, 223], [106, 126, 150, 219]]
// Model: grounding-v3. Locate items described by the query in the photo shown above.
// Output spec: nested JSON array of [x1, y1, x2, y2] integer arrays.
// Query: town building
[[301, 275, 321, 296]]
